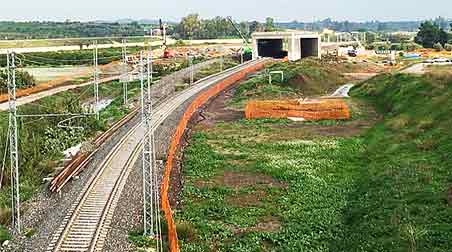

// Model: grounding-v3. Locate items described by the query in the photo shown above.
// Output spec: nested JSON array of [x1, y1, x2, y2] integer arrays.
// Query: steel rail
[[47, 58, 266, 252]]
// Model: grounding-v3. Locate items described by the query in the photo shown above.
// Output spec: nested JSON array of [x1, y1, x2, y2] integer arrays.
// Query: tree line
[[0, 21, 149, 40], [172, 14, 276, 40]]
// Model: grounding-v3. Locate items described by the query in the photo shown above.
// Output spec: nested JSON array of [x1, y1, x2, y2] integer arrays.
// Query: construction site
[[1, 3, 452, 252]]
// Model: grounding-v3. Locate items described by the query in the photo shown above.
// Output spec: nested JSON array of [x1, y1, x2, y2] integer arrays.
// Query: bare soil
[[230, 216, 281, 235], [195, 171, 287, 190], [196, 87, 244, 128], [226, 190, 267, 208]]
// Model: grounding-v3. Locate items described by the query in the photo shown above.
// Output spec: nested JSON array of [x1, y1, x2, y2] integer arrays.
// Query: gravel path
[[101, 96, 196, 252]]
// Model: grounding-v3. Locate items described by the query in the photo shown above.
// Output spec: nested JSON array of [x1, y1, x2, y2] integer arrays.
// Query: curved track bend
[[46, 58, 266, 252]]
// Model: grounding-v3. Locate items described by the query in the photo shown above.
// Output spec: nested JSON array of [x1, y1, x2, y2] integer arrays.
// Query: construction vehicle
[[227, 16, 252, 61], [160, 19, 176, 58]]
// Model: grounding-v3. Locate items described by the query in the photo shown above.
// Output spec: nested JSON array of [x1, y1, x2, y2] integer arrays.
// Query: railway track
[[46, 58, 267, 252]]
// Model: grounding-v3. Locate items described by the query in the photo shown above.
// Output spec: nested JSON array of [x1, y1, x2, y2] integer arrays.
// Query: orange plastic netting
[[245, 98, 350, 121], [161, 61, 268, 252]]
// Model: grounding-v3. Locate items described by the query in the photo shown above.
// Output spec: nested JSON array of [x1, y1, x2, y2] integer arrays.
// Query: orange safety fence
[[245, 98, 350, 121], [161, 60, 268, 252]]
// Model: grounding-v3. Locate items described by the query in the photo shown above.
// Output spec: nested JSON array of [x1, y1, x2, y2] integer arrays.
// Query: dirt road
[[0, 76, 119, 112], [401, 63, 425, 74]]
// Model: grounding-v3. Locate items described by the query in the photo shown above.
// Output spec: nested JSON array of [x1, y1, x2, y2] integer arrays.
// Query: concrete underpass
[[252, 32, 321, 61]]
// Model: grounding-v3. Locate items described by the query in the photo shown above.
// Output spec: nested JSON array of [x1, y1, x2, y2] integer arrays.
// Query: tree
[[365, 32, 378, 44], [415, 21, 448, 48], [180, 14, 202, 39], [434, 16, 449, 30], [265, 17, 275, 32], [0, 69, 36, 93], [438, 29, 449, 45], [249, 21, 262, 33], [239, 22, 250, 37]]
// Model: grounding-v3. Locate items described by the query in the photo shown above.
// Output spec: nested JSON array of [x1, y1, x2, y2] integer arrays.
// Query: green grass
[[176, 120, 365, 252], [176, 62, 452, 251], [342, 73, 452, 251], [190, 58, 239, 83], [228, 57, 355, 109], [0, 225, 11, 243]]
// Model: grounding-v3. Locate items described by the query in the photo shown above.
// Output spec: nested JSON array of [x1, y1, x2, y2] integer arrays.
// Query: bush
[[445, 43, 452, 52], [0, 69, 36, 93], [176, 221, 196, 241], [0, 208, 11, 226], [175, 40, 186, 46], [402, 42, 422, 52], [390, 43, 403, 51], [433, 42, 444, 51], [0, 225, 11, 243]]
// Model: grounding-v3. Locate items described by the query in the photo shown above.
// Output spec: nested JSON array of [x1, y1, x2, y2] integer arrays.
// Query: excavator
[[160, 19, 176, 58], [227, 16, 252, 61]]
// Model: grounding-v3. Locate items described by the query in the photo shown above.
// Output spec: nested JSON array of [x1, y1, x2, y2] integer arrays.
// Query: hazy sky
[[1, 0, 451, 22]]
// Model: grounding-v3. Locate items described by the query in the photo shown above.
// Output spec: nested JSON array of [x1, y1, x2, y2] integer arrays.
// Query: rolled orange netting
[[245, 98, 350, 121]]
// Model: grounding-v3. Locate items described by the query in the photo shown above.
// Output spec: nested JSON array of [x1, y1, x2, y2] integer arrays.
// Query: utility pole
[[7, 51, 20, 234], [93, 41, 99, 120], [141, 48, 163, 251], [121, 39, 129, 105], [4, 51, 100, 236]]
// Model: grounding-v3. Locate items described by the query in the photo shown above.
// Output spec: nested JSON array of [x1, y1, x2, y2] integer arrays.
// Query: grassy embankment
[[175, 58, 452, 252]]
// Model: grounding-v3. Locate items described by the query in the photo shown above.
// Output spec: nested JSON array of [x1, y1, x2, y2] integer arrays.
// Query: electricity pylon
[[140, 47, 163, 252], [7, 51, 20, 234]]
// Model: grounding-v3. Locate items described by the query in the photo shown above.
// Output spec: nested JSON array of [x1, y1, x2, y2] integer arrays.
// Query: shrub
[[0, 69, 36, 93], [0, 208, 11, 226], [176, 221, 197, 241], [402, 42, 422, 52], [175, 40, 186, 46], [24, 228, 36, 238], [433, 42, 444, 51], [444, 43, 452, 52], [0, 225, 11, 243]]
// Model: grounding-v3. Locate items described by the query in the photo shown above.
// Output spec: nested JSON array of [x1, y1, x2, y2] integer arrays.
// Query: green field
[[0, 37, 155, 49], [175, 59, 452, 251]]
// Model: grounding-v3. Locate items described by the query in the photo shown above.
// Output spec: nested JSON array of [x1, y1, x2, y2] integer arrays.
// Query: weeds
[[177, 62, 452, 251], [0, 225, 11, 242]]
